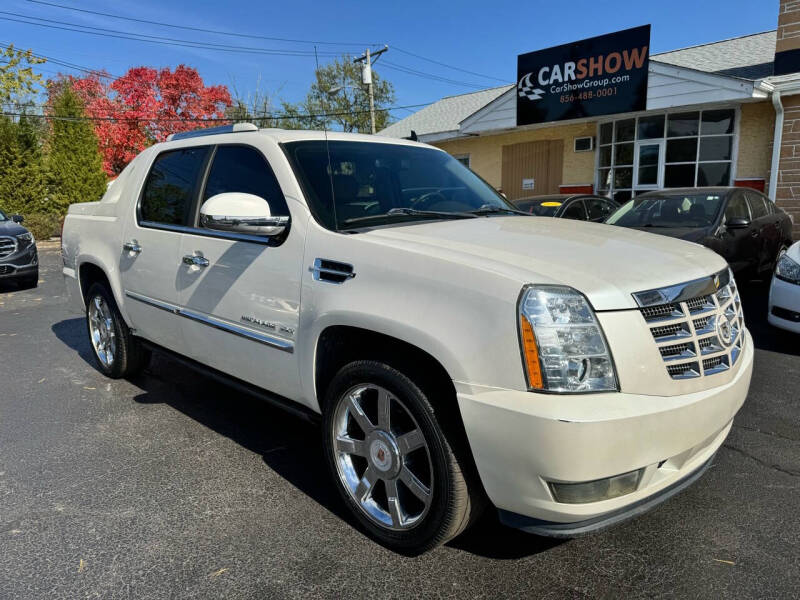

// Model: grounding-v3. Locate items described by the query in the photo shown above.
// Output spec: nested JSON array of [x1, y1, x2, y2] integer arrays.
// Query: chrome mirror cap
[[199, 192, 289, 237]]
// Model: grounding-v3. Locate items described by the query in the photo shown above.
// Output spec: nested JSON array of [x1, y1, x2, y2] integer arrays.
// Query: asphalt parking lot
[[1, 243, 798, 599]]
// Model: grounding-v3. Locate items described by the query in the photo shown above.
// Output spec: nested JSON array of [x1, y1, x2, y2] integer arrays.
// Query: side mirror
[[199, 193, 289, 237], [726, 216, 750, 229], [11, 214, 23, 223]]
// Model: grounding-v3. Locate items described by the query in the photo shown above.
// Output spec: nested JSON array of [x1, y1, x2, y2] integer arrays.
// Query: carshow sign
[[517, 25, 650, 126]]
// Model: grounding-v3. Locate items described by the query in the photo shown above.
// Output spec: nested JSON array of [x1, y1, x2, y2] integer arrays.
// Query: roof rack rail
[[167, 122, 258, 142]]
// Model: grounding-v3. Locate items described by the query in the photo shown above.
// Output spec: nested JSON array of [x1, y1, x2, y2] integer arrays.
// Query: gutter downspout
[[769, 90, 783, 201]]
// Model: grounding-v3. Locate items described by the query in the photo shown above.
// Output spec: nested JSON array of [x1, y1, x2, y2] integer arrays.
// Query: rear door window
[[200, 145, 289, 219], [140, 147, 210, 226]]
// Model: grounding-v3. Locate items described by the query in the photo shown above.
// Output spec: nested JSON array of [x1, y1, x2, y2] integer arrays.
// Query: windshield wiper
[[469, 204, 531, 216], [342, 207, 478, 226]]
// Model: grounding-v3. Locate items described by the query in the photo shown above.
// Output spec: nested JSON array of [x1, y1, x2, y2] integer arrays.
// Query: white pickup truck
[[62, 124, 753, 553]]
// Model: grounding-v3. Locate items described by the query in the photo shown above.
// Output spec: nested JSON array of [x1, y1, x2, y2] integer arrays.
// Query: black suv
[[606, 187, 794, 280], [0, 209, 38, 289]]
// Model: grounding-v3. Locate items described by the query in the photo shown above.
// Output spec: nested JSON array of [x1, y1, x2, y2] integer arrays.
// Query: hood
[[628, 225, 712, 244], [361, 216, 728, 310], [0, 220, 27, 237], [787, 240, 800, 263]]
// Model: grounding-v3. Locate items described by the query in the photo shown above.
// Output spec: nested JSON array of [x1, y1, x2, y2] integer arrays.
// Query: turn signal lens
[[519, 315, 544, 389]]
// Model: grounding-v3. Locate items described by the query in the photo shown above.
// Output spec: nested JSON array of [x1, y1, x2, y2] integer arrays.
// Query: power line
[[393, 47, 509, 83], [380, 60, 488, 89], [0, 101, 433, 122], [24, 0, 377, 48], [22, 1, 508, 88], [0, 13, 344, 57], [5, 13, 493, 92], [0, 42, 119, 80]]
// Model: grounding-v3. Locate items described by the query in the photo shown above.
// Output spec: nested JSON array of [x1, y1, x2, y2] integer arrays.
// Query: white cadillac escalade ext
[[62, 123, 753, 553]]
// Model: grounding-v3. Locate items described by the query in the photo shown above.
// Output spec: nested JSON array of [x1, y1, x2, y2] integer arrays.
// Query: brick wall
[[777, 0, 800, 55], [776, 94, 800, 237], [776, 0, 800, 75]]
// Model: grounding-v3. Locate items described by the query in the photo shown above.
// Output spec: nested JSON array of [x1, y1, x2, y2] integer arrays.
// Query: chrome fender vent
[[310, 258, 356, 284]]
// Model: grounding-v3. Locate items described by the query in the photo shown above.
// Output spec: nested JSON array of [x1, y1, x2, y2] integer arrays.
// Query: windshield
[[606, 193, 724, 228], [283, 141, 515, 230], [514, 197, 565, 217], [0, 209, 6, 222]]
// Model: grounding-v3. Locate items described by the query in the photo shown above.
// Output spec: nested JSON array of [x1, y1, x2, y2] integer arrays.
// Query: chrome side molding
[[124, 291, 294, 353]]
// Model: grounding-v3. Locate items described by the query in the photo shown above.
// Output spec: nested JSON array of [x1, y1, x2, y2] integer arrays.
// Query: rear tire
[[322, 360, 481, 554], [85, 282, 149, 379]]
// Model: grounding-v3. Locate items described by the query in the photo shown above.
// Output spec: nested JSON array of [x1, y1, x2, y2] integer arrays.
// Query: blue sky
[[2, 0, 779, 121]]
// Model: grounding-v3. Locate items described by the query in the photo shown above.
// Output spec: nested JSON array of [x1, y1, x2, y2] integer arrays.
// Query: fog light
[[549, 469, 643, 504]]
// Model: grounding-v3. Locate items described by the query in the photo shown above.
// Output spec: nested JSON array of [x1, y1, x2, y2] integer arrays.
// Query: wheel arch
[[77, 260, 129, 324], [314, 325, 458, 411]]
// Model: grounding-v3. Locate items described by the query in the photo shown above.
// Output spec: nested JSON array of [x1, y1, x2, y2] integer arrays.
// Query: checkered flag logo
[[518, 72, 545, 101]]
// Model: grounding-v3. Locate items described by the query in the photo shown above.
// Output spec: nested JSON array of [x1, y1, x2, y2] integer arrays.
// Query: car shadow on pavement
[[739, 280, 800, 356], [50, 316, 567, 559], [129, 354, 563, 559], [51, 317, 97, 368]]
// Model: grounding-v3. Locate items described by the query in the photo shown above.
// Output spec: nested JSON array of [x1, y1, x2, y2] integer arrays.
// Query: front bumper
[[768, 276, 800, 334], [0, 243, 38, 279], [456, 330, 753, 533]]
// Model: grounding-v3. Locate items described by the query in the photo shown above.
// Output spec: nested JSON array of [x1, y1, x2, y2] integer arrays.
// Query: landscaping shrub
[[22, 212, 61, 240]]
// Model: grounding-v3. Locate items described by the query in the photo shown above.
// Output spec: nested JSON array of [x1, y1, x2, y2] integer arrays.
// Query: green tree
[[47, 83, 107, 213], [0, 45, 45, 104], [282, 55, 395, 133], [0, 113, 46, 216]]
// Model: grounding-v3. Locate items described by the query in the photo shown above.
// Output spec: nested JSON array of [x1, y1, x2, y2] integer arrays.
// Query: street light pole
[[354, 45, 388, 134]]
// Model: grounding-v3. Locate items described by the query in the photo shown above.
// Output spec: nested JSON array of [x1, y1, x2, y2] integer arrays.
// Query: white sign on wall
[[522, 178, 535, 190]]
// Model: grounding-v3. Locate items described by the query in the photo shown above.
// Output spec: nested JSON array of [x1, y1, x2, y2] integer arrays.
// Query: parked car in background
[[514, 194, 619, 222], [62, 124, 753, 554], [0, 209, 38, 289], [769, 241, 800, 333], [605, 187, 794, 279]]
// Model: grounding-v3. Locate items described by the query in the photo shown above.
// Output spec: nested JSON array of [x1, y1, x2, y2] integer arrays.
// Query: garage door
[[501, 140, 564, 200]]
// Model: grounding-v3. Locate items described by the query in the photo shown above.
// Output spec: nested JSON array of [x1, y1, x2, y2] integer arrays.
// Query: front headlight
[[776, 252, 800, 285], [16, 232, 34, 247], [518, 285, 618, 393]]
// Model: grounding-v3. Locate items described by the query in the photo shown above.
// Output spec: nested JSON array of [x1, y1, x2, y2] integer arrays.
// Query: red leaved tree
[[50, 65, 232, 175]]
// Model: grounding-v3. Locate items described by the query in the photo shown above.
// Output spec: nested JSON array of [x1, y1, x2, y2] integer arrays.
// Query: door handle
[[182, 253, 209, 268], [123, 240, 142, 254]]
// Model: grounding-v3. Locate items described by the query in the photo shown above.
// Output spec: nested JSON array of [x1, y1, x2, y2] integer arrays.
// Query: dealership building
[[380, 1, 800, 236]]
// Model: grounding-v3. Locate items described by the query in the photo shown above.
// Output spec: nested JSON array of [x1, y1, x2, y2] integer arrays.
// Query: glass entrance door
[[634, 140, 665, 190]]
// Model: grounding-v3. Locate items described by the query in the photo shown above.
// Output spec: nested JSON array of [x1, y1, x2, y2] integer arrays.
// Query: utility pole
[[354, 45, 388, 134]]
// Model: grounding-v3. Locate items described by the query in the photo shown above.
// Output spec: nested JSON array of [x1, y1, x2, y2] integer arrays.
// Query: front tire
[[322, 360, 480, 554], [85, 282, 149, 378]]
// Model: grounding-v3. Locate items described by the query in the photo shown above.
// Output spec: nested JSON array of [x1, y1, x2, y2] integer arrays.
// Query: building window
[[596, 108, 736, 203], [453, 154, 470, 169]]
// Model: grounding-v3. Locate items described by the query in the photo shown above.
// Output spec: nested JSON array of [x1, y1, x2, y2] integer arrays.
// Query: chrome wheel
[[88, 294, 117, 367], [332, 384, 434, 531]]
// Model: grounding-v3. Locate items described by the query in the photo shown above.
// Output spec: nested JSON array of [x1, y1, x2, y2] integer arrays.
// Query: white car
[[61, 124, 753, 553], [768, 241, 800, 333]]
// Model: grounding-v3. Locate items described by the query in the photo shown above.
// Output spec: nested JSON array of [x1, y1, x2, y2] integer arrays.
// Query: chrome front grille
[[635, 269, 745, 380], [0, 236, 17, 259]]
